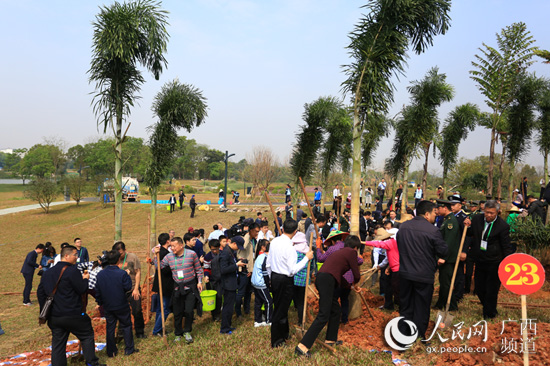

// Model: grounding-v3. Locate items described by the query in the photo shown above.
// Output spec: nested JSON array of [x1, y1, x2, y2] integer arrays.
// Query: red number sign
[[498, 253, 545, 295]]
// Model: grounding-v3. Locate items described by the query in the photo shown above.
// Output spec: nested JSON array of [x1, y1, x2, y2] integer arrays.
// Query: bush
[[510, 217, 550, 264], [24, 178, 60, 213], [184, 185, 197, 194]]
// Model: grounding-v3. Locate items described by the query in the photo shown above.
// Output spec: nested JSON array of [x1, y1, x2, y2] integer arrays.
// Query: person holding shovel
[[433, 199, 462, 312], [295, 235, 362, 357], [151, 233, 174, 336]]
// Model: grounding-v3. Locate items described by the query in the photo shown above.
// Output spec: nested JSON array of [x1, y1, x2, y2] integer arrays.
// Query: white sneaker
[[254, 322, 266, 328], [263, 322, 271, 327]]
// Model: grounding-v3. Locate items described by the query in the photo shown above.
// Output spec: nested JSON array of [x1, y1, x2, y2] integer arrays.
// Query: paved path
[[0, 200, 77, 216]]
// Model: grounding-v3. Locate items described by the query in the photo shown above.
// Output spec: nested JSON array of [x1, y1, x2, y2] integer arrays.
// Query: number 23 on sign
[[498, 253, 545, 295]]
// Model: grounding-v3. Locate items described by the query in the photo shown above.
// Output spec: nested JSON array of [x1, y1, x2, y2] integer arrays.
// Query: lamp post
[[224, 151, 235, 208]]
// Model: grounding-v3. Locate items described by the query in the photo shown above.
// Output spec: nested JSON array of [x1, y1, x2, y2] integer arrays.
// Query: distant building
[[0, 149, 13, 154]]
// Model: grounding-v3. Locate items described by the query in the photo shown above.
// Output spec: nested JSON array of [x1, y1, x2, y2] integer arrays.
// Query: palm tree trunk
[[422, 143, 430, 194], [442, 167, 447, 197], [487, 127, 496, 196], [350, 113, 362, 236], [508, 161, 515, 210], [150, 187, 158, 250], [114, 115, 123, 241], [544, 149, 548, 183], [497, 139, 507, 200], [401, 156, 409, 213]]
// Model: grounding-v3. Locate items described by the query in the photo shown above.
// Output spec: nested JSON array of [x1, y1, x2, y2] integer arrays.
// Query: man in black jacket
[[526, 195, 547, 224], [396, 201, 448, 339], [219, 236, 246, 334], [464, 200, 513, 319], [151, 233, 174, 336], [37, 245, 104, 366], [95, 250, 137, 357], [21, 243, 44, 305]]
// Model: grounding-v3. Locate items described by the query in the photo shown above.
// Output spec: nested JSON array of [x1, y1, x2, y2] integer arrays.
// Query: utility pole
[[224, 151, 235, 208]]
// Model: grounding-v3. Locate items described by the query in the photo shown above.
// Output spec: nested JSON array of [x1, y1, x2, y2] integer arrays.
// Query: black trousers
[[105, 307, 134, 357], [300, 273, 340, 349], [399, 277, 433, 339], [453, 261, 465, 301], [190, 207, 195, 218], [170, 203, 175, 212], [474, 262, 501, 318], [179, 198, 183, 209], [271, 272, 294, 347], [127, 289, 144, 335], [235, 273, 252, 316], [48, 314, 98, 366], [210, 281, 223, 320], [292, 285, 305, 326], [335, 287, 350, 324], [221, 289, 236, 333], [464, 257, 475, 294], [254, 287, 273, 324], [22, 273, 33, 304], [172, 288, 196, 335], [384, 270, 400, 309]]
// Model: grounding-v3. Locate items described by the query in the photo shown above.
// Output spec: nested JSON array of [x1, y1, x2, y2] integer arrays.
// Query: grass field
[[1, 189, 549, 365]]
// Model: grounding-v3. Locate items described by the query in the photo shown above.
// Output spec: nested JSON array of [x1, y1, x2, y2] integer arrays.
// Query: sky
[[1, 0, 549, 174]]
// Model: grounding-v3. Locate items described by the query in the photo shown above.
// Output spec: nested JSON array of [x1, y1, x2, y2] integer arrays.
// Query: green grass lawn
[[1, 201, 549, 365]]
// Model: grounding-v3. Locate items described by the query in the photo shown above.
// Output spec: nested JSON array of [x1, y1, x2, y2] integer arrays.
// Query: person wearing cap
[[363, 228, 400, 310], [189, 195, 197, 218], [160, 236, 203, 343], [448, 194, 470, 301], [267, 219, 314, 348], [463, 200, 513, 319], [317, 230, 363, 324], [396, 200, 448, 340], [433, 199, 461, 311], [219, 236, 247, 334], [436, 186, 444, 200], [526, 195, 547, 224], [506, 205, 521, 253]]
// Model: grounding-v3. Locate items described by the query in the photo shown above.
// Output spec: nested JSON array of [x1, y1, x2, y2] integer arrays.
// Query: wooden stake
[[301, 232, 315, 333], [298, 177, 319, 234], [337, 199, 341, 230], [358, 289, 375, 321], [145, 215, 151, 323], [521, 294, 529, 366], [264, 191, 281, 236], [156, 252, 169, 349]]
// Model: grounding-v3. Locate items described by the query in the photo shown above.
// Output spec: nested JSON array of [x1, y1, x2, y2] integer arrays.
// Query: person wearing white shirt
[[377, 179, 387, 203], [414, 184, 423, 208], [332, 184, 340, 199], [267, 220, 313, 348], [257, 223, 274, 241], [208, 224, 224, 241]]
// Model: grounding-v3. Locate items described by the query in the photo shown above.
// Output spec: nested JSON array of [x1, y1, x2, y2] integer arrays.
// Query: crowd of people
[[16, 178, 550, 362]]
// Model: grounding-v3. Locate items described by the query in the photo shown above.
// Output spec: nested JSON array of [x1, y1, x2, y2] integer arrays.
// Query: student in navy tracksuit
[[95, 250, 137, 357]]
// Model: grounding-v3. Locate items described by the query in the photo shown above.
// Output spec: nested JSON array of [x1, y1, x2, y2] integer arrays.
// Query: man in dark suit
[[37, 245, 104, 366], [396, 201, 448, 339], [464, 200, 513, 319], [21, 243, 44, 305], [219, 236, 246, 334]]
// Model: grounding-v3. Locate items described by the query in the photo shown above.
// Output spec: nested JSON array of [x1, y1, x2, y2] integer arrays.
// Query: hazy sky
[[1, 0, 549, 174]]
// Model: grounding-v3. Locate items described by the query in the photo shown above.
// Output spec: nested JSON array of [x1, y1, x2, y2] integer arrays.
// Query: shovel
[[436, 225, 468, 329]]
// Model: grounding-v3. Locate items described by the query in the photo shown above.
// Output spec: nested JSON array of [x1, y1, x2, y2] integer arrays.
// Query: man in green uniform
[[434, 199, 461, 311]]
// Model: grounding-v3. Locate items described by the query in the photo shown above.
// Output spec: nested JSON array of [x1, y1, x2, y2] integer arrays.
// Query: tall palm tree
[[342, 0, 452, 235], [506, 74, 545, 204], [386, 67, 453, 212], [290, 96, 352, 197], [438, 103, 481, 193], [144, 80, 208, 247], [89, 0, 169, 240], [536, 81, 550, 181], [469, 22, 536, 197]]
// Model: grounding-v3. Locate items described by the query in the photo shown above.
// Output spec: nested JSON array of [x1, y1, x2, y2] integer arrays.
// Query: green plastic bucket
[[317, 262, 323, 271], [201, 290, 217, 311]]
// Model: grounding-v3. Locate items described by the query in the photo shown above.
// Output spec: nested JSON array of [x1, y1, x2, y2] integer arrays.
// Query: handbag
[[38, 265, 68, 325]]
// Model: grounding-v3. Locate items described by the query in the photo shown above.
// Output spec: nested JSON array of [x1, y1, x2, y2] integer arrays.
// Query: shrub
[[24, 178, 60, 213]]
